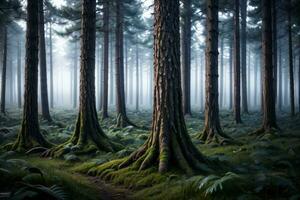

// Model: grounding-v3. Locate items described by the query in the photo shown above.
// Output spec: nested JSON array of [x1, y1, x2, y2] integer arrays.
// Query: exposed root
[[197, 128, 231, 145], [250, 125, 281, 137]]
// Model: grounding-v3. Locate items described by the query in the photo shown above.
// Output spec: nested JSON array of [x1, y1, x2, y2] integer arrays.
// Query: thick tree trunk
[[181, 0, 192, 116], [12, 0, 51, 151], [241, 0, 248, 114], [101, 0, 109, 118], [115, 0, 134, 127], [119, 0, 208, 174], [17, 36, 22, 108], [197, 0, 229, 143], [38, 0, 52, 122], [44, 0, 116, 157], [49, 22, 54, 109], [1, 26, 7, 114], [254, 0, 278, 134], [287, 0, 295, 116], [135, 43, 139, 112], [234, 0, 242, 123]]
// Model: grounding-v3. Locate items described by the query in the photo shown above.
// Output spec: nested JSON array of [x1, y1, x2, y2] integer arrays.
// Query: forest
[[0, 0, 300, 199]]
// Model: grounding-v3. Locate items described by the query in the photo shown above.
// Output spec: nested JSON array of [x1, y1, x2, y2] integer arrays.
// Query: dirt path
[[83, 175, 133, 200]]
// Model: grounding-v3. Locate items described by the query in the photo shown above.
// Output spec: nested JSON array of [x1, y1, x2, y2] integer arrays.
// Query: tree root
[[196, 128, 231, 145]]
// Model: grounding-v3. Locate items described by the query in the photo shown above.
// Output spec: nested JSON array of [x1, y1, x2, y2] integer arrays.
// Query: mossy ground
[[1, 108, 300, 199]]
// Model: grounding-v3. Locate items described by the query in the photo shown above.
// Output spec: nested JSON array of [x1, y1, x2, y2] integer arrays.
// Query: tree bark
[[38, 0, 52, 122], [119, 0, 208, 174], [287, 0, 295, 116], [181, 0, 192, 116], [44, 0, 117, 157], [115, 0, 134, 127], [278, 42, 282, 111], [254, 0, 279, 134], [1, 26, 7, 114], [272, 0, 277, 105], [197, 0, 229, 143], [12, 0, 51, 151], [101, 0, 109, 118], [241, 0, 248, 114], [109, 37, 114, 105], [73, 41, 78, 109], [234, 0, 242, 123]]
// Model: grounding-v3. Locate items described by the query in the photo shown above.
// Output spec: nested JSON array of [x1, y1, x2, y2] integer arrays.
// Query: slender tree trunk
[[1, 26, 7, 114], [287, 0, 295, 116], [12, 0, 51, 151], [17, 36, 22, 108], [247, 46, 251, 108], [109, 37, 114, 106], [229, 40, 233, 110], [38, 0, 52, 121], [101, 0, 109, 118], [272, 0, 277, 105], [195, 51, 199, 104], [181, 0, 192, 116], [234, 0, 242, 123], [254, 0, 278, 134], [119, 0, 208, 174], [241, 0, 248, 114], [219, 37, 224, 109], [254, 53, 258, 108], [115, 0, 133, 127], [135, 43, 139, 112], [278, 41, 282, 111], [124, 39, 128, 104], [73, 42, 78, 108], [197, 0, 229, 143], [200, 52, 204, 111], [49, 21, 54, 108], [298, 53, 300, 113]]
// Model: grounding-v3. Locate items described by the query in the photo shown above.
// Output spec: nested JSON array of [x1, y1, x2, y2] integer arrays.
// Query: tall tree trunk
[[219, 37, 224, 109], [254, 53, 258, 108], [195, 51, 199, 104], [109, 37, 114, 105], [247, 46, 251, 108], [234, 0, 242, 123], [197, 0, 229, 143], [287, 0, 295, 116], [73, 42, 78, 109], [124, 39, 128, 104], [278, 43, 282, 111], [1, 26, 7, 114], [101, 0, 109, 118], [181, 0, 192, 116], [12, 0, 51, 151], [49, 21, 54, 108], [38, 0, 52, 122], [17, 36, 22, 108], [254, 0, 278, 134], [229, 40, 233, 110], [241, 0, 248, 114], [44, 0, 117, 157], [272, 0, 277, 104], [119, 0, 208, 174], [298, 52, 300, 112], [200, 52, 204, 111], [115, 0, 134, 127], [135, 43, 139, 112]]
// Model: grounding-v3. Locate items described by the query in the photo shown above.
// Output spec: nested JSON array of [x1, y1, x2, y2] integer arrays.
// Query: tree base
[[10, 133, 52, 152], [250, 125, 280, 137], [116, 113, 137, 128], [196, 128, 231, 145]]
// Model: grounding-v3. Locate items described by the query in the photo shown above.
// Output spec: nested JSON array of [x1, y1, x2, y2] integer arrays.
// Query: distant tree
[[11, 0, 51, 151], [0, 26, 7, 114], [118, 0, 209, 173], [241, 0, 248, 114]]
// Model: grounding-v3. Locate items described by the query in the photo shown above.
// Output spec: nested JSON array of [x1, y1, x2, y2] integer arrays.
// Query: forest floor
[[0, 108, 300, 200]]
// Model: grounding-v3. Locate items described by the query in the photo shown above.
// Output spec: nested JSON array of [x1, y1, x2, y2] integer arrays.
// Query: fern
[[10, 183, 68, 200]]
